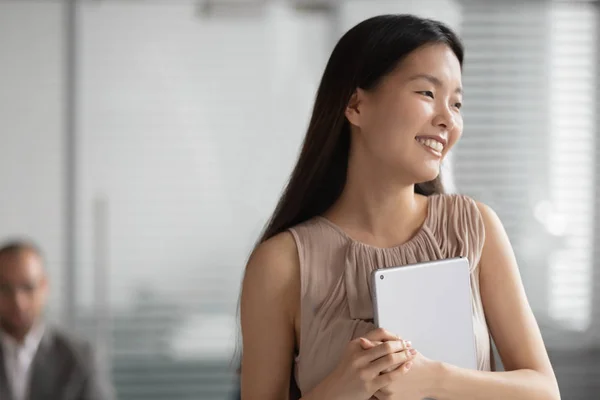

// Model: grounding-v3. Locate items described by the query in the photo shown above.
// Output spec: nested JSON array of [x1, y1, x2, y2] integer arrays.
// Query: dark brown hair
[[0, 239, 43, 262], [257, 14, 463, 245]]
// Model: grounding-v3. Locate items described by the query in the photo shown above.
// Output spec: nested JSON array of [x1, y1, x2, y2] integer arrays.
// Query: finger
[[360, 339, 400, 373], [358, 337, 406, 350], [362, 339, 385, 348], [372, 360, 413, 390], [381, 365, 399, 374], [358, 337, 406, 351], [373, 391, 385, 400], [365, 340, 411, 362], [369, 348, 415, 375], [359, 337, 376, 350], [381, 351, 415, 373], [363, 327, 402, 343]]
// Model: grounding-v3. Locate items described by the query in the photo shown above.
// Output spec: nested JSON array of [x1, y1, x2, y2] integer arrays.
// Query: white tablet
[[371, 257, 477, 370]]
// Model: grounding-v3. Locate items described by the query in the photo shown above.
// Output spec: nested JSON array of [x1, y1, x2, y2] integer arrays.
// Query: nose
[[16, 291, 28, 307], [8, 289, 29, 312], [432, 105, 456, 131]]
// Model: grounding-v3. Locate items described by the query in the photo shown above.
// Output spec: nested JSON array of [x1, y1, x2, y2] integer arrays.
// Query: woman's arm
[[429, 202, 560, 400], [240, 232, 300, 400]]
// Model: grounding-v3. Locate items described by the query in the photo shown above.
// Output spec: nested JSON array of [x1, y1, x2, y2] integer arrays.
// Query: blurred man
[[0, 240, 114, 400]]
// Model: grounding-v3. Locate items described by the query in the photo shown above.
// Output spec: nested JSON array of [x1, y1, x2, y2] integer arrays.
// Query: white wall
[[0, 0, 64, 320], [77, 1, 330, 320], [338, 0, 462, 35]]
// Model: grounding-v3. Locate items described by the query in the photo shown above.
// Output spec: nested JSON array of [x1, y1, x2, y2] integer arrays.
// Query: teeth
[[417, 138, 444, 152]]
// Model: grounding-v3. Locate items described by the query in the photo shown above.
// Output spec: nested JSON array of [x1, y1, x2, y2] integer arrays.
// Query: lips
[[415, 134, 447, 157], [416, 137, 444, 152]]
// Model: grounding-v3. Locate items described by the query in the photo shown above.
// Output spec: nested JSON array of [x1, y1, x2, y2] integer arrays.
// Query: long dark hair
[[258, 14, 464, 245]]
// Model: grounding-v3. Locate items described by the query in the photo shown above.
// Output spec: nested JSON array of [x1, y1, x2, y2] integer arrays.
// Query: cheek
[[34, 295, 45, 308], [446, 120, 463, 152], [359, 95, 428, 158], [370, 102, 419, 141]]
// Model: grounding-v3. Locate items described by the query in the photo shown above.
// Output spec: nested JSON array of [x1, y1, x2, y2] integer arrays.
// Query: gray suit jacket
[[0, 327, 115, 400]]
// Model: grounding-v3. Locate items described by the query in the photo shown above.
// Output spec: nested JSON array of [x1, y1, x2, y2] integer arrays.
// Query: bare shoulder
[[473, 201, 507, 244], [243, 231, 300, 295], [242, 230, 300, 328], [473, 200, 514, 263], [240, 231, 301, 399], [474, 200, 499, 220], [248, 231, 299, 268]]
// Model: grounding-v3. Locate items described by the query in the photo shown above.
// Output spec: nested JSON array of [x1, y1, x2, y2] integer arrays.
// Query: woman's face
[[346, 43, 463, 184]]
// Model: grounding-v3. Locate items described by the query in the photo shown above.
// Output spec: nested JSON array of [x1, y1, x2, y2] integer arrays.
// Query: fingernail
[[405, 361, 413, 371], [405, 340, 412, 348], [410, 348, 417, 355]]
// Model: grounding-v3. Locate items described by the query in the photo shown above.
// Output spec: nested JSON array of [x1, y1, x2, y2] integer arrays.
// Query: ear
[[40, 275, 49, 294], [344, 88, 366, 127]]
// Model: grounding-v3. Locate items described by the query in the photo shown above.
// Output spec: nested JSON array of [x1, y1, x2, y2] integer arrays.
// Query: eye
[[418, 91, 434, 99], [21, 283, 36, 293], [454, 102, 462, 110]]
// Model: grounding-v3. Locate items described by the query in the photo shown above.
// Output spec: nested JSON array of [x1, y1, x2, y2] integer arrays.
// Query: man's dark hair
[[0, 239, 44, 261]]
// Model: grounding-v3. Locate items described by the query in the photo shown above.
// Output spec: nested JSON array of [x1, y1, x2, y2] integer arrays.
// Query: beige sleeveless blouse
[[288, 194, 494, 396]]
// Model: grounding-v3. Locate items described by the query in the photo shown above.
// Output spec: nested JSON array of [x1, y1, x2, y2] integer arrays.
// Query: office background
[[0, 0, 598, 399]]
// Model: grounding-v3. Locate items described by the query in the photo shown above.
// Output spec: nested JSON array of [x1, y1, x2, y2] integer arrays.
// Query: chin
[[413, 168, 440, 185], [391, 158, 440, 184], [9, 318, 33, 331]]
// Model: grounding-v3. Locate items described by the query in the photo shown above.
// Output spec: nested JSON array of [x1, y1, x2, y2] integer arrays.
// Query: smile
[[415, 137, 444, 156]]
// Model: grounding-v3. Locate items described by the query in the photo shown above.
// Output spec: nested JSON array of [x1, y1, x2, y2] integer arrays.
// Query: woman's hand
[[306, 328, 415, 400], [361, 339, 441, 400]]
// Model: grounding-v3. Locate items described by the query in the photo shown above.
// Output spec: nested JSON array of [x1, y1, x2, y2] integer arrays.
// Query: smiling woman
[[343, 43, 464, 190], [240, 14, 559, 400]]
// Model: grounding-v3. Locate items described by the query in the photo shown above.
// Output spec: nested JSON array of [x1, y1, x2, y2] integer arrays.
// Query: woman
[[240, 14, 559, 400]]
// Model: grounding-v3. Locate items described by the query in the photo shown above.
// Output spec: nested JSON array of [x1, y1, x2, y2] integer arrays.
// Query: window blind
[[594, 2, 600, 348], [546, 1, 596, 333], [456, 0, 597, 334], [455, 0, 599, 396], [455, 0, 556, 322]]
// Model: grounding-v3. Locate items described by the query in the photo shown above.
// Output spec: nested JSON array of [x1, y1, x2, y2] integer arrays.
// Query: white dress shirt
[[1, 324, 45, 400]]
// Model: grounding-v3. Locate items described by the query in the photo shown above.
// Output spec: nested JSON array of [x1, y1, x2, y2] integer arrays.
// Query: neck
[[327, 155, 425, 239], [0, 322, 33, 344]]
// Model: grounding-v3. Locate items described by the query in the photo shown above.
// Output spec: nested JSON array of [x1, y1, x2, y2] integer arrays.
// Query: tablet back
[[371, 257, 477, 369]]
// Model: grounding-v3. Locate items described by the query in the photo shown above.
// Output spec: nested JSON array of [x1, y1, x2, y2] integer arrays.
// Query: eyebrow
[[408, 74, 463, 95]]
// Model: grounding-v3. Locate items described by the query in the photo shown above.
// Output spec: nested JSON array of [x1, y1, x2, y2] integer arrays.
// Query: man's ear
[[345, 88, 366, 127], [39, 275, 49, 296]]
